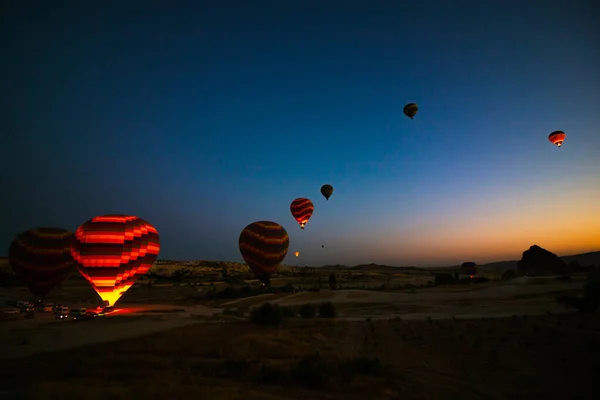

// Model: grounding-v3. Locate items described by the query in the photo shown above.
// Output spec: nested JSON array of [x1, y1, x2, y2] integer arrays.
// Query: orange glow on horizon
[[365, 182, 600, 265]]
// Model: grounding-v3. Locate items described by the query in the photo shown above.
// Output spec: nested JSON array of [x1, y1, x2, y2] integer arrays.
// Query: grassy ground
[[0, 313, 598, 399]]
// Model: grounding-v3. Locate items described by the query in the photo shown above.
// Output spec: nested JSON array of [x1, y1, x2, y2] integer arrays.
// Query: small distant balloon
[[548, 131, 566, 147], [320, 184, 334, 200], [461, 262, 477, 278], [295, 251, 300, 257], [290, 198, 314, 229], [403, 103, 418, 120], [8, 227, 75, 300], [238, 221, 289, 286]]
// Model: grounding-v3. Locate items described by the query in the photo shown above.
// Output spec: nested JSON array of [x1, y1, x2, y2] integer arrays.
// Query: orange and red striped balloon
[[70, 215, 160, 307], [290, 198, 314, 229], [8, 227, 75, 299], [548, 131, 566, 147], [239, 221, 289, 285]]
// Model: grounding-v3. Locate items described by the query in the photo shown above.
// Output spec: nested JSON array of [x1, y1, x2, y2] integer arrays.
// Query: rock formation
[[517, 245, 568, 276]]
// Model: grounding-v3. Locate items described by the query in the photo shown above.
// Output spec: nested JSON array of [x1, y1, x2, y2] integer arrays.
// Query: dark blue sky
[[3, 1, 599, 266]]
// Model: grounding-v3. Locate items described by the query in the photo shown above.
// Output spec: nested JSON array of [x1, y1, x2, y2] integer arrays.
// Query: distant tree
[[299, 303, 316, 318], [328, 273, 337, 289], [434, 273, 456, 286], [317, 272, 322, 290], [251, 303, 283, 326], [501, 269, 517, 280], [318, 302, 337, 318]]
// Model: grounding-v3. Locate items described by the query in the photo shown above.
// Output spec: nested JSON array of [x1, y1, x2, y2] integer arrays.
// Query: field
[[1, 313, 599, 399], [1, 259, 599, 399]]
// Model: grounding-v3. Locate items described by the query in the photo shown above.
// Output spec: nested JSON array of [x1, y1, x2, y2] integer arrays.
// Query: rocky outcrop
[[517, 245, 568, 276]]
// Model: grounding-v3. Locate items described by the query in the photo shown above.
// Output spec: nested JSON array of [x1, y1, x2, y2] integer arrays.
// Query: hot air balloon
[[290, 198, 314, 229], [239, 221, 289, 285], [320, 184, 334, 201], [8, 227, 75, 300], [403, 103, 418, 119], [295, 251, 300, 257], [461, 262, 477, 278], [70, 215, 160, 307], [548, 131, 566, 147]]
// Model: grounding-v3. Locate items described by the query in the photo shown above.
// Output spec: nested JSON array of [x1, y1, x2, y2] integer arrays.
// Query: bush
[[250, 303, 283, 326], [584, 275, 600, 301], [318, 302, 337, 318], [501, 269, 517, 280], [281, 306, 297, 318], [218, 359, 251, 378], [341, 357, 383, 381], [260, 364, 289, 384], [292, 355, 331, 389], [434, 273, 457, 286], [328, 274, 337, 289], [299, 303, 316, 319]]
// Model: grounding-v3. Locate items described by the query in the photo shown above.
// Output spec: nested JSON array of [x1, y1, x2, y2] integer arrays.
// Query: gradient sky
[[2, 1, 599, 267]]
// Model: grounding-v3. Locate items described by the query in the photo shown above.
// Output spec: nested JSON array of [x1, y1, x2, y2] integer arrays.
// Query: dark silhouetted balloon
[[548, 131, 566, 147], [403, 103, 418, 119], [320, 184, 334, 200], [290, 198, 314, 229], [70, 215, 161, 307], [8, 227, 75, 299], [239, 221, 289, 285], [461, 262, 477, 277]]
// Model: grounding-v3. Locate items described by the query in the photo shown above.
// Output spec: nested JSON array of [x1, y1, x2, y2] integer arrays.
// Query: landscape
[[1, 246, 599, 399], [4, 1, 599, 399]]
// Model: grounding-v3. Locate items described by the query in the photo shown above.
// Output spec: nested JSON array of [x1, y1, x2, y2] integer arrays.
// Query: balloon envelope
[[290, 198, 314, 229], [461, 262, 477, 277], [403, 103, 418, 119], [70, 215, 160, 307], [8, 227, 75, 299], [548, 131, 566, 147], [239, 221, 289, 285], [320, 184, 334, 200]]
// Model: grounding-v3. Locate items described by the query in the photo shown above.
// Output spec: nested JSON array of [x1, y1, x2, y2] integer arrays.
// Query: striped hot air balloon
[[290, 198, 314, 229], [239, 221, 289, 285], [548, 130, 566, 147], [8, 227, 75, 300], [461, 262, 477, 278], [70, 215, 160, 307]]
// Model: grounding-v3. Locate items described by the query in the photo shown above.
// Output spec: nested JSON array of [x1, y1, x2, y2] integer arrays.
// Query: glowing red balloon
[[70, 215, 160, 307], [290, 198, 314, 229]]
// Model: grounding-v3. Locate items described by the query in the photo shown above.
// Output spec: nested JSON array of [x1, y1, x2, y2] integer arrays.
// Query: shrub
[[501, 269, 517, 280], [584, 275, 600, 301], [292, 355, 330, 389], [250, 303, 283, 326], [218, 359, 250, 378], [281, 306, 297, 318], [328, 274, 337, 289], [434, 273, 456, 286], [299, 303, 316, 319], [260, 364, 288, 384], [341, 357, 383, 381], [318, 302, 337, 318]]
